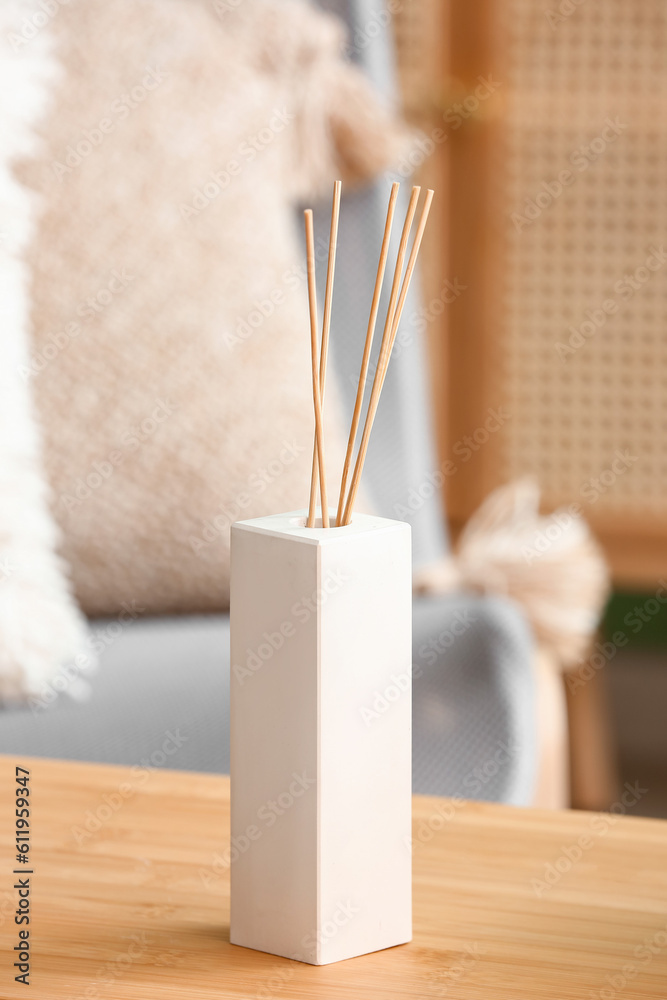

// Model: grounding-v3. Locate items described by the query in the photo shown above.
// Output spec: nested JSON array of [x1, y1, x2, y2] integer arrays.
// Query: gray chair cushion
[[0, 594, 536, 804], [412, 594, 536, 804]]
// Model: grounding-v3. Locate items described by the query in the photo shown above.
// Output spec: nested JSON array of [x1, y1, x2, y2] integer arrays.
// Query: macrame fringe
[[414, 478, 610, 669]]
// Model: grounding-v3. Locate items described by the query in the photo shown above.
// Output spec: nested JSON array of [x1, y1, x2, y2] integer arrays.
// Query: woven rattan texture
[[495, 0, 667, 519], [392, 0, 440, 115]]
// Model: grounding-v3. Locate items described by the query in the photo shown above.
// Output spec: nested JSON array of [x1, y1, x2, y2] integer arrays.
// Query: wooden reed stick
[[379, 188, 434, 370], [308, 180, 341, 527], [342, 187, 433, 526], [335, 181, 400, 527], [340, 185, 421, 525], [304, 209, 329, 528]]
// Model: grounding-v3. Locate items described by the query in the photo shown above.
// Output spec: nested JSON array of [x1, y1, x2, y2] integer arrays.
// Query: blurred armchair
[[0, 0, 550, 809]]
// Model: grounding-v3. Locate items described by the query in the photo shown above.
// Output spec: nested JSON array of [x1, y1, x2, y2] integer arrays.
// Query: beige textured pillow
[[17, 0, 404, 615]]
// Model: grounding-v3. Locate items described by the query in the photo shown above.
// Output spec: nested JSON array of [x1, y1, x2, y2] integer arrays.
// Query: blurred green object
[[603, 590, 667, 648]]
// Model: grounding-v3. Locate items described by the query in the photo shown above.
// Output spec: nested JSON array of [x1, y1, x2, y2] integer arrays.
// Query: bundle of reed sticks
[[304, 180, 433, 528]]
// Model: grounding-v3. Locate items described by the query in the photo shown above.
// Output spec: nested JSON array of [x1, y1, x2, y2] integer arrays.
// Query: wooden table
[[2, 758, 667, 998]]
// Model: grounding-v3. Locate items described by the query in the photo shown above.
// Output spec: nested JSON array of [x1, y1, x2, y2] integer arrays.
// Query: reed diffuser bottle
[[230, 180, 433, 965]]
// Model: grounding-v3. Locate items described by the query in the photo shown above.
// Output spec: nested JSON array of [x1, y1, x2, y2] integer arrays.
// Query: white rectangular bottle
[[230, 509, 412, 965]]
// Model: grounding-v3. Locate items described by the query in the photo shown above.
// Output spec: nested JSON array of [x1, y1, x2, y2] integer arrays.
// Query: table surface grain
[[2, 756, 667, 998]]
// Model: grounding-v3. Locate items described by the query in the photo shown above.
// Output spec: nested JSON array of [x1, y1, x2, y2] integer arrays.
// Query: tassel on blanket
[[414, 478, 610, 668]]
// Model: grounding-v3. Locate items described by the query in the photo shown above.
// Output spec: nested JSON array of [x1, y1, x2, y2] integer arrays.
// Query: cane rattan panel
[[494, 0, 667, 522]]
